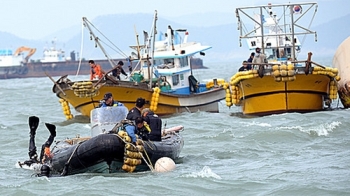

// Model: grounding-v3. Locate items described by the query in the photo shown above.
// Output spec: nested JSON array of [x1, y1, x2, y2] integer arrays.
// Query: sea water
[[0, 61, 349, 196]]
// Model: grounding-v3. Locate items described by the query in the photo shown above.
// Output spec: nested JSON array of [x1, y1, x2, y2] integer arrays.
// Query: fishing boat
[[225, 2, 340, 116], [333, 36, 350, 108], [18, 107, 184, 176], [52, 12, 227, 119]]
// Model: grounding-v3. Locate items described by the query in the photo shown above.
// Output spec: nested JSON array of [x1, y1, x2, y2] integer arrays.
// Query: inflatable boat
[[19, 107, 184, 176]]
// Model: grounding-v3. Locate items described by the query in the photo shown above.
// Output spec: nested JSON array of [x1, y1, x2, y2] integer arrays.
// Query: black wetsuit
[[143, 112, 162, 141], [126, 107, 141, 121]]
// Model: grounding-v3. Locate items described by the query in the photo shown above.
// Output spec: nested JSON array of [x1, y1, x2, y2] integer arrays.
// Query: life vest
[[145, 113, 162, 141], [90, 64, 103, 80]]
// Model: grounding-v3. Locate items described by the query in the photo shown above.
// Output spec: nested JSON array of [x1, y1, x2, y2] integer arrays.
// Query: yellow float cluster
[[71, 81, 100, 98], [59, 99, 73, 120], [224, 84, 242, 107], [150, 87, 160, 111], [272, 64, 296, 82], [329, 80, 338, 100], [206, 78, 227, 89], [230, 70, 259, 86], [121, 136, 144, 173], [312, 67, 340, 81]]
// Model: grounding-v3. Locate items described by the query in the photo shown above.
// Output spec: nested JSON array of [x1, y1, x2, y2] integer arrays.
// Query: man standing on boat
[[99, 92, 124, 107], [247, 52, 255, 67], [112, 61, 128, 80], [252, 47, 267, 67], [126, 97, 146, 121], [89, 60, 104, 80], [238, 61, 252, 72]]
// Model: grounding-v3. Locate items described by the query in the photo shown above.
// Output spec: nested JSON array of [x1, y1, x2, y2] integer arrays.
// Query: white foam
[[184, 166, 222, 179]]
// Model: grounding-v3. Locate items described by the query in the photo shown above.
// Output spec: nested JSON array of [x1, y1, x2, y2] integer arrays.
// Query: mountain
[[0, 12, 349, 63]]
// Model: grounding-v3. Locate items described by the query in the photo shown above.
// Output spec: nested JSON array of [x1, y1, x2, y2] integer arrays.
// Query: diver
[[110, 117, 149, 144], [22, 116, 56, 177], [141, 108, 162, 141], [126, 97, 146, 121]]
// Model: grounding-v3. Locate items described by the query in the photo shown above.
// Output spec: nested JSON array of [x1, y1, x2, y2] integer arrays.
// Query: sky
[[1, 0, 349, 40]]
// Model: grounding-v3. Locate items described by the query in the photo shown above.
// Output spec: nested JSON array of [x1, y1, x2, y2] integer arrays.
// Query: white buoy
[[154, 157, 176, 172]]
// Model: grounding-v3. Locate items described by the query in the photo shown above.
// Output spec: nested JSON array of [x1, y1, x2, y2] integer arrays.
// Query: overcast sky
[[1, 0, 348, 39]]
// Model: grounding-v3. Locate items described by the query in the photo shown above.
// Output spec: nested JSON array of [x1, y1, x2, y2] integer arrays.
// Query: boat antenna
[[150, 10, 158, 84]]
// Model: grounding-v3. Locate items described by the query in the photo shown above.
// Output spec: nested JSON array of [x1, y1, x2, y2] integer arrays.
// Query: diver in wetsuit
[[22, 116, 56, 176]]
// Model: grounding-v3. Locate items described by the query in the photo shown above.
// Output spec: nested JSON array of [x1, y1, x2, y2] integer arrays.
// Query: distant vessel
[[0, 41, 206, 80], [0, 47, 36, 77]]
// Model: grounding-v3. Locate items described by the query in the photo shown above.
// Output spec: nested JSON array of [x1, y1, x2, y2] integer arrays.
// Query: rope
[[61, 142, 81, 176], [84, 18, 128, 58], [75, 21, 85, 77]]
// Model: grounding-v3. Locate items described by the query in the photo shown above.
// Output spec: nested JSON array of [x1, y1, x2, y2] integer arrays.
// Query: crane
[[14, 46, 37, 63]]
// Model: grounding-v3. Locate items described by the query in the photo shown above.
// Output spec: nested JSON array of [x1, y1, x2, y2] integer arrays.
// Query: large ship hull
[[0, 58, 205, 79]]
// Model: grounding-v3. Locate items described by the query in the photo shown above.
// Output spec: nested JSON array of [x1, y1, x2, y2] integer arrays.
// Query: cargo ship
[[0, 44, 206, 80]]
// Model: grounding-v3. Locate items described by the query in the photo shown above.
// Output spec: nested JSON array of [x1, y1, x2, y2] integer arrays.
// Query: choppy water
[[0, 62, 349, 196]]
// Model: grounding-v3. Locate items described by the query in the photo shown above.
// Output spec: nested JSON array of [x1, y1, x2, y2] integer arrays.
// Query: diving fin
[[29, 116, 39, 136], [45, 123, 56, 137]]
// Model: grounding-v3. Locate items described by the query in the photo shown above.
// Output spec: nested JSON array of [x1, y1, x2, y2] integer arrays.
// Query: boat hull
[[234, 72, 333, 116], [53, 76, 225, 117], [51, 133, 184, 175]]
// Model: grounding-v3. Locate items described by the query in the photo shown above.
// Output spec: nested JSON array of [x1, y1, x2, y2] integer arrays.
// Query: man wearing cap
[[126, 97, 146, 121], [98, 92, 124, 107], [112, 61, 128, 80]]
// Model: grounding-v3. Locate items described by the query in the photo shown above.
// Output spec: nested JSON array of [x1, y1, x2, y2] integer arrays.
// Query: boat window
[[172, 75, 179, 85], [179, 57, 188, 67], [164, 58, 174, 64], [180, 74, 184, 80], [265, 48, 273, 59]]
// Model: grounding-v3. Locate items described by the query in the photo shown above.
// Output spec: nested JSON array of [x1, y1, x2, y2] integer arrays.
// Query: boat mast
[[259, 7, 265, 54], [290, 5, 296, 61], [148, 10, 158, 88], [82, 17, 115, 68]]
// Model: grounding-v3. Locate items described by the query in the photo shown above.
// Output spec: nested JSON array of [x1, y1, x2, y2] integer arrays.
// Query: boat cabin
[[136, 26, 211, 95]]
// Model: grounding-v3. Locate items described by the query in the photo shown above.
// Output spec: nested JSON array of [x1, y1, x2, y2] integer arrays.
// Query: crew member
[[126, 97, 146, 121], [238, 60, 252, 72], [141, 108, 162, 141], [89, 60, 104, 80], [99, 92, 124, 107], [112, 61, 128, 80], [252, 47, 267, 65]]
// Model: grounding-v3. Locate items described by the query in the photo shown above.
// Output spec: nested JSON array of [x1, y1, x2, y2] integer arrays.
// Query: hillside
[[0, 12, 349, 63]]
